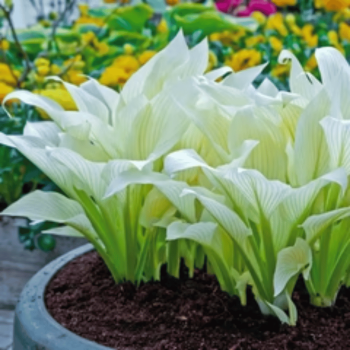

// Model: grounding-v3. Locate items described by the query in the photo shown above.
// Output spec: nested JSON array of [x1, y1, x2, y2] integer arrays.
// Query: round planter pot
[[13, 243, 112, 350]]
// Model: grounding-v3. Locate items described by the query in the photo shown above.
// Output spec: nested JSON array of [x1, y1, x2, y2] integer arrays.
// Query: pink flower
[[237, 0, 276, 16], [215, 0, 242, 13]]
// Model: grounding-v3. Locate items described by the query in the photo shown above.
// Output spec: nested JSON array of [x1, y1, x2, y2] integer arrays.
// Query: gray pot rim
[[14, 243, 113, 350]]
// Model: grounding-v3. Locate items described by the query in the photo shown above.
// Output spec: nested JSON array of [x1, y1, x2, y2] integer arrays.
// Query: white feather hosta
[[4, 28, 350, 325], [0, 31, 271, 284], [155, 47, 350, 324]]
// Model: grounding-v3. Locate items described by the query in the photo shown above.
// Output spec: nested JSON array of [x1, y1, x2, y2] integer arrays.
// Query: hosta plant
[[0, 32, 224, 283], [0, 31, 266, 283], [147, 46, 350, 324]]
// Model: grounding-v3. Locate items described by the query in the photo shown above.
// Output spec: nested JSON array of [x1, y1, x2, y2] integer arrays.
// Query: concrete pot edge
[[14, 243, 113, 350]]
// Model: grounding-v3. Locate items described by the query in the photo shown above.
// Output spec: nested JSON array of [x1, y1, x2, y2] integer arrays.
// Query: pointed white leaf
[[166, 221, 219, 252], [42, 226, 85, 237], [294, 88, 331, 185], [274, 238, 312, 296], [181, 188, 251, 245], [302, 207, 350, 244], [47, 76, 109, 123], [222, 63, 268, 90], [23, 121, 60, 146], [321, 117, 350, 174]]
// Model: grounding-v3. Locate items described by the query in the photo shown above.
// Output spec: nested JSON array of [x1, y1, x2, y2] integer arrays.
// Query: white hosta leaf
[[49, 148, 106, 200], [258, 78, 279, 97], [222, 63, 268, 90], [315, 47, 349, 90], [264, 301, 293, 325], [166, 221, 220, 253], [80, 78, 119, 124], [140, 188, 175, 228], [293, 88, 331, 185], [23, 121, 60, 146], [0, 192, 99, 242], [47, 76, 109, 123], [315, 47, 350, 119], [181, 38, 209, 79], [0, 133, 75, 196], [164, 149, 210, 176], [121, 31, 190, 103], [280, 103, 303, 143], [58, 133, 110, 162], [1, 190, 83, 221], [165, 149, 259, 222], [218, 140, 259, 172], [42, 226, 85, 238], [224, 168, 292, 220], [228, 106, 288, 181], [155, 181, 197, 223], [302, 207, 350, 244], [3, 90, 63, 116], [169, 80, 233, 163], [321, 117, 350, 174], [273, 168, 348, 250], [278, 50, 321, 100], [205, 67, 232, 81], [104, 169, 167, 197], [279, 168, 348, 222], [181, 188, 251, 246], [126, 87, 189, 162], [274, 238, 312, 297]]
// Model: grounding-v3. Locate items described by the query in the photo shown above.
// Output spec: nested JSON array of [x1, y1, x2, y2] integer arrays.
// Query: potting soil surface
[[46, 251, 350, 350]]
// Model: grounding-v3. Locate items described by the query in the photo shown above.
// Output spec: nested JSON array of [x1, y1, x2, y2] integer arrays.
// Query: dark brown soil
[[46, 251, 350, 350]]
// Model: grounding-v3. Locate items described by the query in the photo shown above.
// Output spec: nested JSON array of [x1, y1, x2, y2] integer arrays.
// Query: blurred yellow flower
[[251, 11, 266, 25], [305, 54, 318, 71], [272, 0, 297, 6], [51, 64, 61, 75], [113, 55, 140, 73], [333, 8, 350, 22], [0, 81, 14, 102], [302, 24, 318, 47], [95, 41, 109, 55], [103, 0, 117, 2], [266, 13, 289, 36], [37, 65, 50, 76], [65, 70, 87, 85], [207, 50, 218, 72], [124, 44, 134, 55], [285, 14, 296, 24], [0, 63, 19, 86], [226, 49, 262, 72], [339, 22, 350, 41], [285, 14, 301, 35], [35, 88, 77, 118], [138, 50, 157, 65], [328, 30, 345, 53], [245, 35, 265, 47], [269, 36, 283, 52], [81, 31, 96, 45], [99, 66, 129, 86], [34, 57, 50, 67], [99, 55, 140, 87], [75, 16, 104, 27], [64, 55, 85, 70], [0, 39, 9, 51], [314, 0, 324, 8], [324, 0, 350, 11], [271, 64, 290, 78], [78, 4, 89, 16], [210, 30, 246, 45], [157, 19, 168, 33]]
